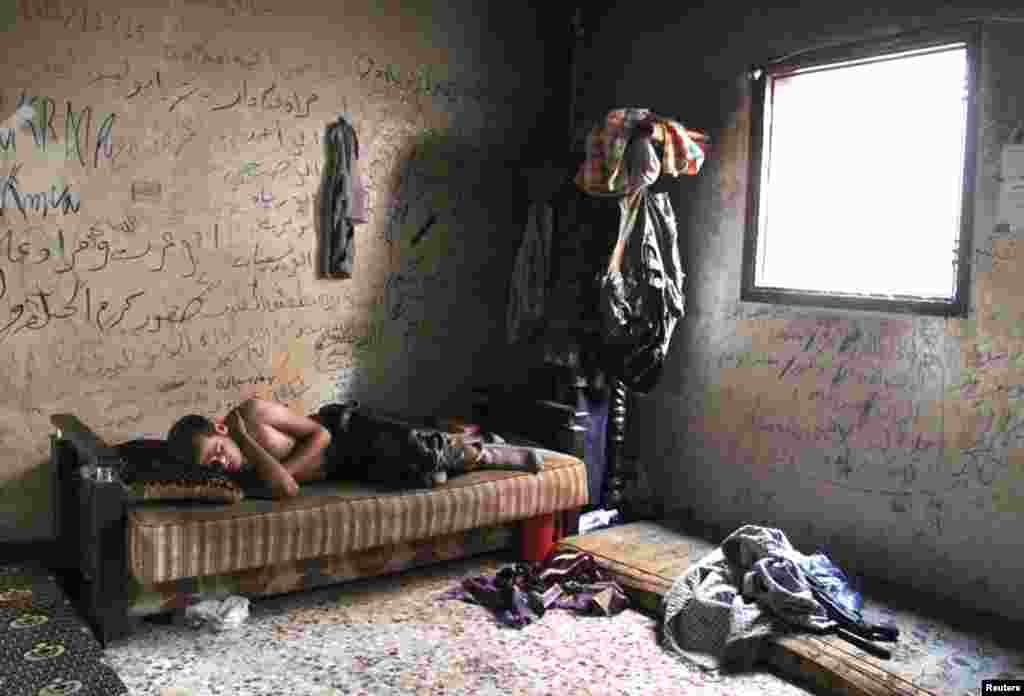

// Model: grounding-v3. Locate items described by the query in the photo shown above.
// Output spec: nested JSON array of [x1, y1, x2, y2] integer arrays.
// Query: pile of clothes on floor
[[662, 525, 900, 673], [440, 550, 629, 628], [441, 523, 900, 679]]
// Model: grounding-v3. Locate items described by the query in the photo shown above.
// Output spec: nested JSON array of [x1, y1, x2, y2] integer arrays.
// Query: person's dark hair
[[166, 414, 217, 466]]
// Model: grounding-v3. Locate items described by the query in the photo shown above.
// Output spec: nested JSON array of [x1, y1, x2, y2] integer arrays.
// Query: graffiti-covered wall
[[0, 0, 549, 541]]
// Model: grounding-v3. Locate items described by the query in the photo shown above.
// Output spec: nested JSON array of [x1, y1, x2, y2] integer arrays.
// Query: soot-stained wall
[[0, 0, 550, 542], [580, 2, 1024, 621]]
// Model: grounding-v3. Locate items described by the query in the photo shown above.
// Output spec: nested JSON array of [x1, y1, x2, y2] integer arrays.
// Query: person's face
[[194, 425, 244, 471]]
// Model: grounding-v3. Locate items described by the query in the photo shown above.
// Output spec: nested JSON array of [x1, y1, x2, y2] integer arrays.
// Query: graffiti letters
[[210, 79, 317, 117], [161, 41, 269, 70], [0, 165, 81, 219], [355, 53, 506, 105], [19, 1, 146, 41], [0, 275, 147, 342], [2, 94, 117, 169]]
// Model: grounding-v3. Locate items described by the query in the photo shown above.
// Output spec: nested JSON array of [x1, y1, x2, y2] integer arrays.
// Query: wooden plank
[[558, 520, 937, 696], [764, 636, 934, 696]]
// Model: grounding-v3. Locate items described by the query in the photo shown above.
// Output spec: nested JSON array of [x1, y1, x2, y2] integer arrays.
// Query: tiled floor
[[94, 550, 1024, 696]]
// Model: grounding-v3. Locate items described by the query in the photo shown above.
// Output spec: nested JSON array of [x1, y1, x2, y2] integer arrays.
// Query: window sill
[[739, 288, 966, 318]]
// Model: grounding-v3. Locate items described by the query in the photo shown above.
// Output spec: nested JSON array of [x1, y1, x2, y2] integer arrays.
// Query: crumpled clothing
[[575, 108, 705, 197], [439, 550, 629, 629], [599, 189, 685, 392], [661, 525, 835, 674], [742, 557, 831, 628], [799, 552, 865, 625]]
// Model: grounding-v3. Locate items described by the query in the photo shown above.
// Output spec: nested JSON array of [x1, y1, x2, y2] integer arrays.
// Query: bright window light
[[755, 43, 969, 300]]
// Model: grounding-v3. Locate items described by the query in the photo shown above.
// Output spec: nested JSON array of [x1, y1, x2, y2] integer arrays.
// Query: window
[[742, 25, 979, 316]]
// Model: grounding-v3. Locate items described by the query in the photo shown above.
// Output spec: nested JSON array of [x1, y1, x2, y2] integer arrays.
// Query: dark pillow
[[115, 439, 244, 504]]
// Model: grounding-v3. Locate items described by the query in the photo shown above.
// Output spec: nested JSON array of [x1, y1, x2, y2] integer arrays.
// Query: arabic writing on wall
[[0, 0, 529, 548], [676, 248, 1024, 536]]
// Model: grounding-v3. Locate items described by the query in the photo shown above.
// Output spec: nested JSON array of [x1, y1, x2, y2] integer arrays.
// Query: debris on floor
[[183, 595, 250, 632]]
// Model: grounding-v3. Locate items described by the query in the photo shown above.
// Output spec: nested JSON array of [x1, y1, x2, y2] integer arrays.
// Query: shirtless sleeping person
[[166, 398, 544, 499]]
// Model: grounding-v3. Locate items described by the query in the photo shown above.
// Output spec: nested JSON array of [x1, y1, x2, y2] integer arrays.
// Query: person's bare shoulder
[[232, 398, 269, 423], [237, 398, 325, 440]]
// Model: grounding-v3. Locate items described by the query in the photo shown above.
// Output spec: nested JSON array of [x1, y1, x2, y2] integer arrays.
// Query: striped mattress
[[127, 449, 588, 585]]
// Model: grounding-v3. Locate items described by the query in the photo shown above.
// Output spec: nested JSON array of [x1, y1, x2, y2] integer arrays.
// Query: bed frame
[[48, 409, 588, 647], [50, 414, 137, 645]]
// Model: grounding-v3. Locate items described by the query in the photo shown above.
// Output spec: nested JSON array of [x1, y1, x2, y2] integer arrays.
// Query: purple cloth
[[439, 551, 629, 628]]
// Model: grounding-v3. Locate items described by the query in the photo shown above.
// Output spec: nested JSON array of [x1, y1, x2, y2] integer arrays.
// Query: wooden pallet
[[557, 519, 935, 696]]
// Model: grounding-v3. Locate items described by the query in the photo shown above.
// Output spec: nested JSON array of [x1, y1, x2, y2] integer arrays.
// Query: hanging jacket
[[573, 107, 704, 392], [319, 115, 364, 278], [598, 188, 685, 392]]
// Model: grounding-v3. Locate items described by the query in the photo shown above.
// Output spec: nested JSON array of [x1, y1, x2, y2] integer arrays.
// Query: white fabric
[[184, 596, 250, 632], [661, 525, 836, 673]]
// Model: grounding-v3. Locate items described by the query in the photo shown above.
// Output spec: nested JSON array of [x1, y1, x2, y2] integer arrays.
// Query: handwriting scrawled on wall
[[0, 30, 500, 374], [706, 317, 976, 498]]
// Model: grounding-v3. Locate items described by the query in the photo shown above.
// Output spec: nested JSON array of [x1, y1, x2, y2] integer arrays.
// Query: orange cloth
[[575, 108, 705, 197]]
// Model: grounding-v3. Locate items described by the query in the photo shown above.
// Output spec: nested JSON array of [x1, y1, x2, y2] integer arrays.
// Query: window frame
[[741, 23, 980, 317]]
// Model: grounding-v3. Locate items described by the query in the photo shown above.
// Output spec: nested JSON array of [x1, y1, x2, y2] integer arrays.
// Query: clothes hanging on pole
[[571, 107, 704, 392], [319, 114, 367, 278], [597, 188, 685, 393], [575, 108, 706, 197]]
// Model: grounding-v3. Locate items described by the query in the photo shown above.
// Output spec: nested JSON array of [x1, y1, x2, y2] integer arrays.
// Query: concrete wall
[[0, 0, 549, 542], [580, 2, 1024, 621]]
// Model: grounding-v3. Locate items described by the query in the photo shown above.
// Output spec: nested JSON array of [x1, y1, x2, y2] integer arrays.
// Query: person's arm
[[237, 399, 332, 482], [226, 410, 299, 499]]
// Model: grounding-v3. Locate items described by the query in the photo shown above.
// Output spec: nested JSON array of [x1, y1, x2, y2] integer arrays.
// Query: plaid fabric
[[575, 108, 706, 196], [127, 450, 588, 585], [660, 118, 706, 177]]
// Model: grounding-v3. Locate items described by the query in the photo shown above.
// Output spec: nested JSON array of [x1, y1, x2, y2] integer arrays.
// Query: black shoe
[[407, 429, 463, 487]]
